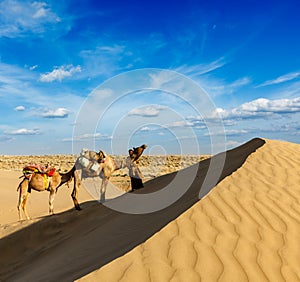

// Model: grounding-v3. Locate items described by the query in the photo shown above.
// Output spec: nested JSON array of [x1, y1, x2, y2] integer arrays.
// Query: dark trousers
[[130, 177, 144, 190]]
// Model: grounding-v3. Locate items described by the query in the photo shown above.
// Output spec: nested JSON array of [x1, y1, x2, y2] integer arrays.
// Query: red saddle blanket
[[23, 164, 56, 178]]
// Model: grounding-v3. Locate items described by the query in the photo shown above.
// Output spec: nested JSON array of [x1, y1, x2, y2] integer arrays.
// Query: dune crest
[[78, 139, 300, 282]]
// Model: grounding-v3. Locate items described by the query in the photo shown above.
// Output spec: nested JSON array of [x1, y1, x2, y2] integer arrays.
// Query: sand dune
[[78, 139, 300, 282], [0, 138, 299, 281]]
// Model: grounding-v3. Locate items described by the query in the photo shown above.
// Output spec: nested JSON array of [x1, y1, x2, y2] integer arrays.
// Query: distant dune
[[1, 138, 299, 281]]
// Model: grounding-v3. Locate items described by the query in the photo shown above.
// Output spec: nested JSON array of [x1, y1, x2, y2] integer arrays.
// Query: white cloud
[[79, 44, 132, 78], [140, 126, 152, 131], [0, 62, 35, 87], [95, 45, 126, 55], [229, 77, 251, 88], [32, 2, 50, 19], [5, 128, 40, 135], [63, 133, 112, 142], [204, 129, 248, 137], [0, 135, 15, 142], [0, 0, 61, 37], [0, 62, 83, 122], [129, 105, 165, 117], [40, 108, 70, 118], [257, 71, 300, 87], [14, 105, 25, 111], [149, 71, 178, 89], [92, 88, 114, 98], [29, 65, 38, 70], [211, 97, 300, 120], [175, 57, 227, 77], [168, 120, 194, 128], [225, 129, 248, 135], [40, 65, 81, 82], [187, 114, 235, 127], [226, 140, 241, 148], [138, 126, 165, 133], [201, 77, 251, 96]]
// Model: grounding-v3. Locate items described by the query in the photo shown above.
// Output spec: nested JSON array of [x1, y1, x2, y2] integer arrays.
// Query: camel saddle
[[23, 164, 56, 179]]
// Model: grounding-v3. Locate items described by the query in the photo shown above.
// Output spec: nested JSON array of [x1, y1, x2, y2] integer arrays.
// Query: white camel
[[75, 145, 147, 201]]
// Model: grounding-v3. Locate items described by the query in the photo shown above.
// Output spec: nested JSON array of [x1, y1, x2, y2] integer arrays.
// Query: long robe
[[126, 156, 144, 190]]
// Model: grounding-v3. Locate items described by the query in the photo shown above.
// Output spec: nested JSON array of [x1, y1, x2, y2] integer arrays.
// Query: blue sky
[[0, 0, 299, 155]]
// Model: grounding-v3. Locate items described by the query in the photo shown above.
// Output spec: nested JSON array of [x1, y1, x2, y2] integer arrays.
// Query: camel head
[[131, 144, 147, 161], [97, 150, 106, 163]]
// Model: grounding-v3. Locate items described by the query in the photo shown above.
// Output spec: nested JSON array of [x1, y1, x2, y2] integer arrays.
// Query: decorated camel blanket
[[22, 164, 56, 179]]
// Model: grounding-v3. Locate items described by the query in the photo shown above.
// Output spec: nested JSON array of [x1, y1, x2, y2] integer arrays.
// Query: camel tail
[[17, 177, 26, 191]]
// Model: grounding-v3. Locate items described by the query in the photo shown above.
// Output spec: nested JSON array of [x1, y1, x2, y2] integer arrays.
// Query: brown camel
[[17, 165, 81, 221], [76, 144, 147, 202]]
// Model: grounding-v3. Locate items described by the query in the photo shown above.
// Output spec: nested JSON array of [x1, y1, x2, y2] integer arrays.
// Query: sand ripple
[[79, 139, 300, 281]]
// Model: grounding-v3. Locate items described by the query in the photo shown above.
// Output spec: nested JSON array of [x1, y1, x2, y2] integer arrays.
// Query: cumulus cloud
[[39, 65, 81, 82], [140, 126, 152, 131], [5, 128, 40, 135], [41, 108, 70, 118], [14, 105, 25, 111], [128, 105, 165, 117], [210, 97, 300, 120], [0, 0, 61, 37]]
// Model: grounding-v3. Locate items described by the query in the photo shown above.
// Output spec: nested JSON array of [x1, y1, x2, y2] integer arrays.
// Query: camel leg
[[49, 189, 56, 214], [17, 188, 24, 221], [100, 178, 108, 202], [17, 179, 30, 221], [22, 192, 31, 220], [72, 170, 81, 210]]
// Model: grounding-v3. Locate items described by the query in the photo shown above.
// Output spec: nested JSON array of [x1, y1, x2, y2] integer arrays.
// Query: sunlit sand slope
[[79, 139, 300, 282]]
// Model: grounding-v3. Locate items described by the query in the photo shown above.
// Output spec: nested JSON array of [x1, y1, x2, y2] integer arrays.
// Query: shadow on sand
[[0, 138, 265, 282]]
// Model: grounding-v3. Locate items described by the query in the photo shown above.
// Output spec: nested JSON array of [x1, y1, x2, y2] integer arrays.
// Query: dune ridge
[[0, 138, 265, 281], [79, 139, 300, 282]]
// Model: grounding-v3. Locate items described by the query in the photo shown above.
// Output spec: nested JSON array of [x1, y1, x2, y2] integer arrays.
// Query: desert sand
[[78, 138, 300, 282], [0, 138, 299, 281]]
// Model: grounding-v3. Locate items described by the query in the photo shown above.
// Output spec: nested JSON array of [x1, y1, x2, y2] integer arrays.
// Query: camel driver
[[126, 149, 144, 191]]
